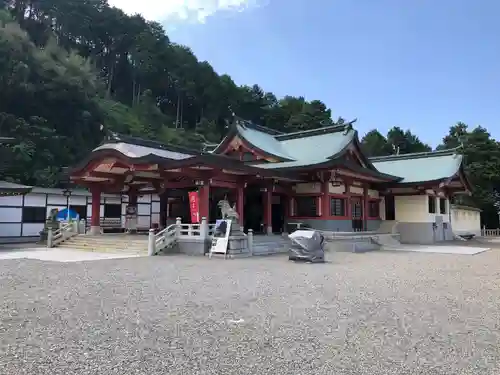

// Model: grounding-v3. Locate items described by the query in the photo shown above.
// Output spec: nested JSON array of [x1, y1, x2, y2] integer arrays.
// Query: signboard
[[209, 219, 232, 257], [188, 191, 200, 223]]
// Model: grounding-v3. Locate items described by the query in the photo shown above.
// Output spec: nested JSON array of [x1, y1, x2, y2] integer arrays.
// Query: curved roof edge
[[212, 118, 294, 161], [369, 146, 462, 162]]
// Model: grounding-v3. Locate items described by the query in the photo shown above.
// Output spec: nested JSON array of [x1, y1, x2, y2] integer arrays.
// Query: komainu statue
[[217, 199, 239, 220]]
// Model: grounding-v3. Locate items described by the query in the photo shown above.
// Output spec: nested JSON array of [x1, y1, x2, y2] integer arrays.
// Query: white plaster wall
[[379, 197, 386, 221], [329, 184, 346, 194], [295, 183, 321, 194], [394, 195, 430, 223], [350, 186, 364, 195], [451, 207, 481, 234]]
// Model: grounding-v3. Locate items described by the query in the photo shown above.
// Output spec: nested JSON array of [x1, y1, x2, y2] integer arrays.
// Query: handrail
[[155, 224, 177, 252], [50, 222, 77, 247]]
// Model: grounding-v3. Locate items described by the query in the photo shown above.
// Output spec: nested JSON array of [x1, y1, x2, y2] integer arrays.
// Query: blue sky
[[111, 0, 500, 146]]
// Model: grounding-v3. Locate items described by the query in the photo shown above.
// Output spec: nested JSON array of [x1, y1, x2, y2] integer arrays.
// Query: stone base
[[178, 239, 211, 256], [89, 226, 101, 235]]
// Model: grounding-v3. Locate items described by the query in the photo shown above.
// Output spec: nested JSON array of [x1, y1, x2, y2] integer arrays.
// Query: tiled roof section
[[95, 132, 196, 160], [370, 148, 463, 183], [94, 142, 194, 160], [0, 180, 33, 195]]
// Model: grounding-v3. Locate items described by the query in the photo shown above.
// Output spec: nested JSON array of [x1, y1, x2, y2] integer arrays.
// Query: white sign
[[209, 219, 232, 258]]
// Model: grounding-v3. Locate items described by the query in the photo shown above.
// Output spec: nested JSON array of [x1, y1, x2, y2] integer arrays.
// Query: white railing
[[481, 227, 500, 237], [153, 224, 177, 255], [48, 221, 78, 247]]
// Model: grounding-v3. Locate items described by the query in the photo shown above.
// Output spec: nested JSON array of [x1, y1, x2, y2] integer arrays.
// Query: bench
[[86, 218, 124, 233]]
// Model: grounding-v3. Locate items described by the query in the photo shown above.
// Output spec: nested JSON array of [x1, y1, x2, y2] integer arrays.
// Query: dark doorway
[[351, 196, 364, 231], [244, 187, 263, 233], [385, 195, 396, 221], [271, 194, 285, 233]]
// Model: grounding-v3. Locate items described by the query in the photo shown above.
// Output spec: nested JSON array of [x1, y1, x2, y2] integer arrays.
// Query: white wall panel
[[86, 204, 92, 219], [151, 194, 160, 202], [0, 207, 22, 223], [47, 194, 67, 205], [22, 223, 44, 236], [0, 195, 23, 206], [69, 196, 87, 205], [105, 197, 121, 205], [0, 223, 21, 237], [151, 213, 160, 225], [138, 216, 150, 228], [151, 202, 161, 214], [138, 195, 151, 203], [24, 194, 46, 207], [137, 203, 150, 216]]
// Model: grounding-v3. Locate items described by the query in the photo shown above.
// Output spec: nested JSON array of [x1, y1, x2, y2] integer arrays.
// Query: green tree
[[361, 130, 392, 157]]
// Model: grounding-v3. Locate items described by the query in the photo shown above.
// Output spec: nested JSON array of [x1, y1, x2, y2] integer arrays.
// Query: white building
[[0, 187, 160, 243]]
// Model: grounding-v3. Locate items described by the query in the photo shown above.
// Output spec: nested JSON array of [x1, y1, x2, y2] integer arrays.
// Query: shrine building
[[69, 119, 472, 244]]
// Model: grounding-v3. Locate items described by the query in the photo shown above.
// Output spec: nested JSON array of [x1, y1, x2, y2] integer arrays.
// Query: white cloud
[[108, 0, 260, 23]]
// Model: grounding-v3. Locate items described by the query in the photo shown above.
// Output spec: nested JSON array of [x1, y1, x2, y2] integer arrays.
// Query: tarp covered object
[[288, 230, 325, 263], [56, 208, 79, 221]]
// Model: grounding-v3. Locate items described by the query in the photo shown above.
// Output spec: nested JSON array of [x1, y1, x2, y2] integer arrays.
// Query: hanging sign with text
[[188, 191, 200, 223]]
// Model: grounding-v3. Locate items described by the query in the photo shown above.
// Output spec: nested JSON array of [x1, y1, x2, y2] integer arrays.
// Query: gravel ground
[[1, 250, 500, 375]]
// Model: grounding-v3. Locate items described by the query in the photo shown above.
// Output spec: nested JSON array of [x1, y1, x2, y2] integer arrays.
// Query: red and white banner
[[188, 191, 200, 223]]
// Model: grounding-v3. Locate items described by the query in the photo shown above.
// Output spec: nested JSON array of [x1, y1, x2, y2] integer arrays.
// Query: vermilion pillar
[[321, 181, 330, 218], [263, 188, 272, 234], [198, 183, 210, 222], [363, 185, 369, 231], [90, 186, 101, 235], [237, 185, 244, 228]]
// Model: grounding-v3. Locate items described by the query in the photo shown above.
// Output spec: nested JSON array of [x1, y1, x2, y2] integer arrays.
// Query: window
[[368, 200, 380, 218], [22, 206, 46, 223], [428, 196, 436, 214], [439, 198, 447, 214], [70, 205, 87, 220], [104, 204, 121, 218], [294, 196, 318, 217], [330, 197, 346, 216]]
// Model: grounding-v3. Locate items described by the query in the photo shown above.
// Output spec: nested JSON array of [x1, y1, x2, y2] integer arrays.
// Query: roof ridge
[[276, 120, 357, 141], [105, 131, 200, 155], [369, 146, 461, 162], [236, 118, 284, 135]]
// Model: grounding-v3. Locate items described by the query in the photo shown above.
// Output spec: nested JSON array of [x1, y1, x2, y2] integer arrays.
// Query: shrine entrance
[[244, 187, 264, 233]]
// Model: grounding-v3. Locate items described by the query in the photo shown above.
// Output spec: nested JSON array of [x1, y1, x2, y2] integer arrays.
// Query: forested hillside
[[1, 0, 500, 226]]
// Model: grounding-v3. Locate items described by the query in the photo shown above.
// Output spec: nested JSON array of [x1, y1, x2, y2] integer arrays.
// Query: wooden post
[[237, 184, 245, 230], [321, 180, 330, 218], [263, 188, 272, 235], [198, 183, 210, 223], [90, 186, 101, 235]]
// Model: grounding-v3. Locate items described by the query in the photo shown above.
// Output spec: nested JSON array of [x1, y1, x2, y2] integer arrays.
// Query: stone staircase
[[252, 235, 290, 256], [56, 234, 149, 255]]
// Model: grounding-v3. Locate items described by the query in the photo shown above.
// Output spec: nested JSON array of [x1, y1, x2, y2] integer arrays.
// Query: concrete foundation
[[177, 239, 210, 256], [285, 219, 381, 232], [89, 226, 101, 235]]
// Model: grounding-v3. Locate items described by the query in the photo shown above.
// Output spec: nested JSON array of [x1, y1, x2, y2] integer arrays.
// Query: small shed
[[450, 204, 481, 236]]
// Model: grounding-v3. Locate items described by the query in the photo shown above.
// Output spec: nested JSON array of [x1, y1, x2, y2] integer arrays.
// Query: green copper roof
[[236, 123, 294, 160], [254, 126, 356, 169], [370, 149, 463, 183]]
